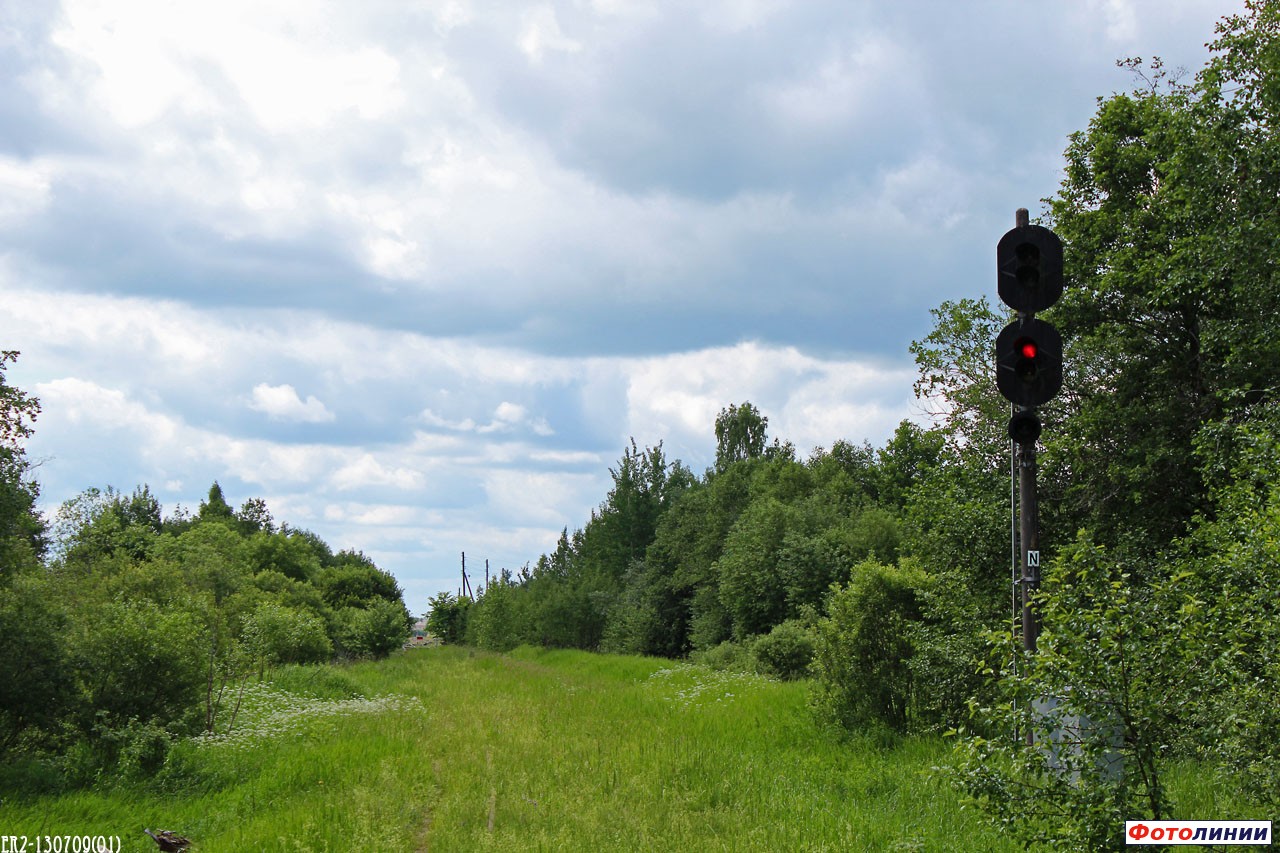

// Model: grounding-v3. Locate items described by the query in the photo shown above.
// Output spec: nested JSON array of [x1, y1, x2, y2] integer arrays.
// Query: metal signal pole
[[1017, 427, 1040, 653], [1017, 205, 1040, 654], [996, 206, 1062, 655]]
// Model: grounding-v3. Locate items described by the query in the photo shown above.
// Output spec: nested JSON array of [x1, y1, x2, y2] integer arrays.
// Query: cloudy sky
[[1, 0, 1242, 613]]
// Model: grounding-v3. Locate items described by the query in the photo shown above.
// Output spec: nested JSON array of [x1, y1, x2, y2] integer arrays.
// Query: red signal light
[[996, 319, 1062, 407]]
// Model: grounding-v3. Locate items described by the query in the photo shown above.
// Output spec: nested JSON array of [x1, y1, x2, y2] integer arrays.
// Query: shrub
[[425, 591, 471, 645], [689, 640, 752, 673], [243, 602, 333, 670], [72, 599, 206, 736], [751, 620, 815, 680], [950, 537, 1174, 851], [811, 560, 922, 734], [337, 598, 411, 659]]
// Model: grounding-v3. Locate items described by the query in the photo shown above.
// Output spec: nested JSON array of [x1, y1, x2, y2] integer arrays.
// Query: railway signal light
[[1007, 410, 1042, 445], [997, 224, 1063, 313], [996, 317, 1062, 408], [996, 219, 1065, 413]]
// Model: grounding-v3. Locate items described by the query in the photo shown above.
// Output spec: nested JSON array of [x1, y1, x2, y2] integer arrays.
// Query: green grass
[[3, 647, 1024, 852]]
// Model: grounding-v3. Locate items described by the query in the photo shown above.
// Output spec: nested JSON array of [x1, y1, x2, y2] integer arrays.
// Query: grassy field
[[3, 646, 1027, 852]]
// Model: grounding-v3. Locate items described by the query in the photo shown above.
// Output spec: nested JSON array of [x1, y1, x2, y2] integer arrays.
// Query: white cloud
[[494, 401, 526, 423], [1088, 0, 1140, 41], [330, 453, 426, 492], [421, 401, 555, 437], [519, 6, 583, 64], [701, 0, 785, 33], [11, 281, 922, 609], [759, 34, 907, 129], [323, 502, 433, 527], [0, 157, 52, 224], [483, 469, 600, 527], [248, 383, 336, 423], [51, 0, 404, 130], [420, 410, 479, 431]]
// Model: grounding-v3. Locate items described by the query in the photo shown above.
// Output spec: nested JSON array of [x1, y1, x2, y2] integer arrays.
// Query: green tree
[[70, 598, 206, 734], [425, 591, 471, 644], [53, 485, 162, 566], [952, 539, 1173, 851], [155, 522, 251, 605], [236, 497, 274, 534], [244, 530, 322, 582], [0, 352, 45, 577], [336, 598, 411, 659], [714, 402, 769, 471], [873, 422, 946, 510], [0, 574, 72, 754], [197, 481, 236, 524], [465, 578, 521, 652], [1167, 408, 1280, 811], [715, 497, 795, 639], [319, 555, 403, 609], [949, 5, 1280, 842], [1045, 8, 1280, 550], [909, 299, 1009, 465]]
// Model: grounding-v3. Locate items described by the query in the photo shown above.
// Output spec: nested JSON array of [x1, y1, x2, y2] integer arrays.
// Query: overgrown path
[[4, 647, 1019, 852]]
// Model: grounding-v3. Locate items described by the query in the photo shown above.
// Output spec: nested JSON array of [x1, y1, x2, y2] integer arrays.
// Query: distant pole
[[462, 551, 472, 600], [485, 559, 490, 593]]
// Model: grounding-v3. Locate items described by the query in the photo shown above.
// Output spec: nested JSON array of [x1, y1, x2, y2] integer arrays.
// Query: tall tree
[[1046, 6, 1280, 550], [0, 352, 45, 576], [714, 402, 769, 471], [197, 481, 236, 524]]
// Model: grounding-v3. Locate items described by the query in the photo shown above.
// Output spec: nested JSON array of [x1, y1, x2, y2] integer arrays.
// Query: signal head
[[996, 318, 1063, 407], [1008, 410, 1043, 445], [997, 224, 1064, 313]]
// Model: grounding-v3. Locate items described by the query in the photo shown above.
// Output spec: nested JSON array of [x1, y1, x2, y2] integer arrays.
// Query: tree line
[[431, 4, 1280, 847]]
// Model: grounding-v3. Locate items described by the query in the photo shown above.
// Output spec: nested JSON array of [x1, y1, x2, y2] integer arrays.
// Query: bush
[[243, 602, 333, 669], [811, 560, 922, 734], [464, 583, 521, 652], [59, 717, 174, 788], [751, 620, 815, 680], [72, 599, 206, 736], [689, 640, 752, 673], [425, 592, 471, 644], [950, 538, 1174, 851], [337, 598, 411, 659], [0, 575, 72, 754], [113, 719, 173, 784]]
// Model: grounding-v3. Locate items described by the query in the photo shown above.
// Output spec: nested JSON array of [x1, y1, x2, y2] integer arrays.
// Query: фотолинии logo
[[1126, 821, 1271, 845]]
